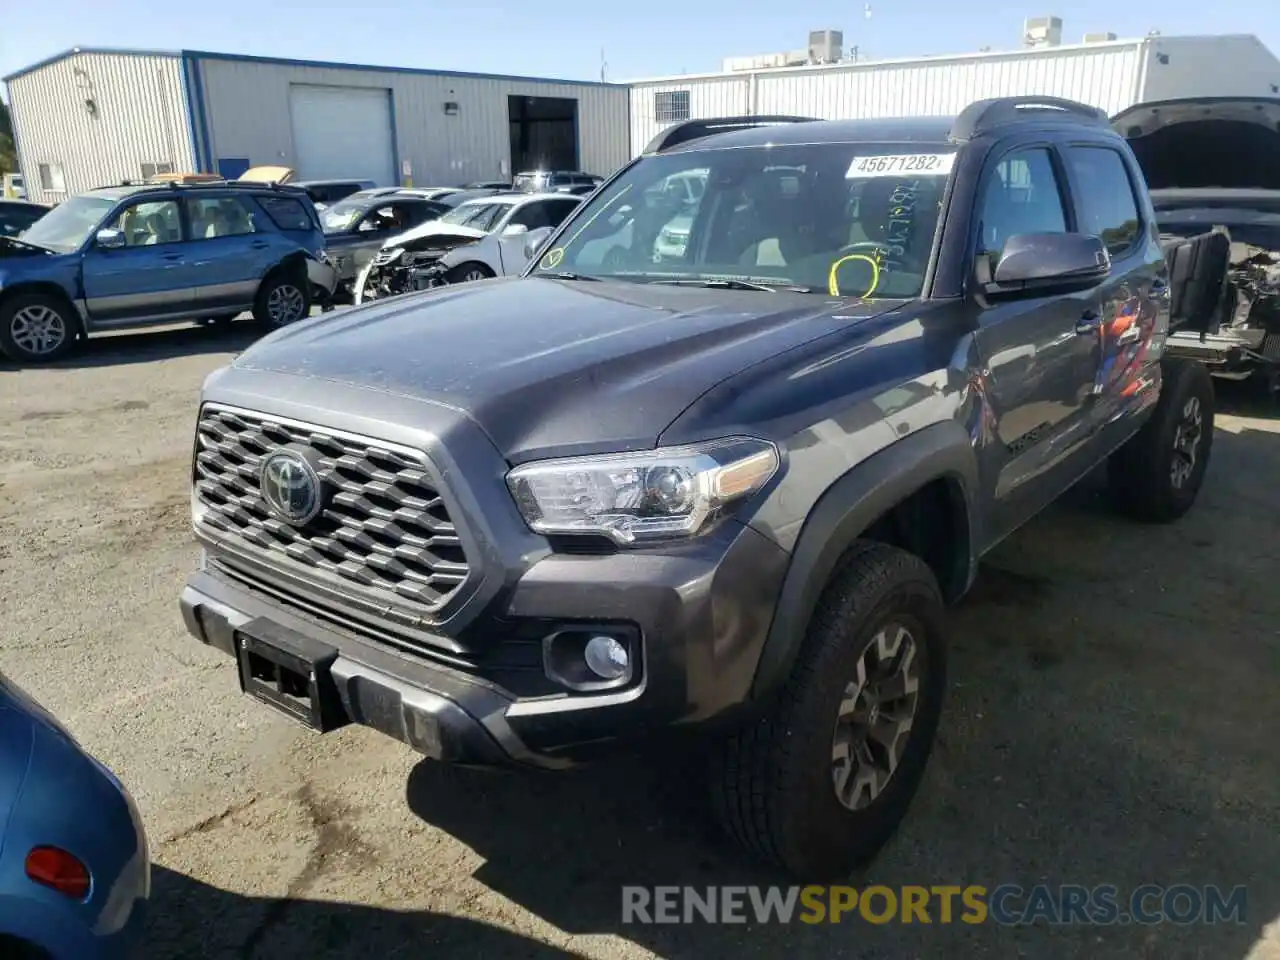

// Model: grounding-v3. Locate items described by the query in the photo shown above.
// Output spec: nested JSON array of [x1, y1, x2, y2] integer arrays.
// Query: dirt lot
[[1, 323, 1277, 960]]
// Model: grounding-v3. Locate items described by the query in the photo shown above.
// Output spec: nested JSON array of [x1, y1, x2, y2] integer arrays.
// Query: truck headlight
[[505, 438, 779, 545]]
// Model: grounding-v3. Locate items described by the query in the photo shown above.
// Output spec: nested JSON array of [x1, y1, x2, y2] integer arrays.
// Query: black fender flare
[[749, 421, 981, 699]]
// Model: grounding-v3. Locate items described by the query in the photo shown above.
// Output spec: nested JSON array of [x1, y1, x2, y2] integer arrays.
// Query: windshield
[[534, 142, 954, 297], [320, 195, 377, 233], [437, 202, 509, 232], [19, 194, 116, 252]]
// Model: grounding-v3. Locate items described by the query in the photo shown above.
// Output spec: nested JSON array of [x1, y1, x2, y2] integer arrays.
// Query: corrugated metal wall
[[628, 76, 750, 153], [6, 52, 195, 204], [1138, 35, 1280, 101], [193, 57, 631, 186], [628, 42, 1149, 155]]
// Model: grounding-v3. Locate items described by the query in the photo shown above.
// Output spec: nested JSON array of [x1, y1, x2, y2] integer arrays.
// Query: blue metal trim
[[386, 88, 401, 187], [187, 56, 214, 172], [183, 49, 620, 89], [178, 54, 204, 172], [3, 46, 181, 82]]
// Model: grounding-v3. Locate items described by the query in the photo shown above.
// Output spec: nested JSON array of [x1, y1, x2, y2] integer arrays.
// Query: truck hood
[[232, 277, 900, 462], [382, 219, 487, 251], [1113, 97, 1280, 190]]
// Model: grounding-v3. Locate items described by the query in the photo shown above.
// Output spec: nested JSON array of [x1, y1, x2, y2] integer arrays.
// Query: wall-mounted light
[[443, 101, 460, 116], [84, 98, 98, 116]]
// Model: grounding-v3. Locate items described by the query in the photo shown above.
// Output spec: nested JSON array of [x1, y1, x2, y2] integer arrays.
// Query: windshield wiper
[[646, 277, 778, 292], [645, 277, 826, 293], [545, 271, 600, 281]]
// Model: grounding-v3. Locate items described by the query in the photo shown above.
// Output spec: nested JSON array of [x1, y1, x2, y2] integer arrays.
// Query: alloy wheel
[[1170, 395, 1203, 490], [11, 304, 68, 357], [831, 622, 921, 811], [267, 284, 306, 326]]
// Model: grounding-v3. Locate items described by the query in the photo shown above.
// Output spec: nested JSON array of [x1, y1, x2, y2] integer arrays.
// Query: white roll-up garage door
[[288, 84, 397, 186]]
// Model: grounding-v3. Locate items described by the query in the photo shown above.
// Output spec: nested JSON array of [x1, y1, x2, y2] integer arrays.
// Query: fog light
[[583, 635, 629, 680]]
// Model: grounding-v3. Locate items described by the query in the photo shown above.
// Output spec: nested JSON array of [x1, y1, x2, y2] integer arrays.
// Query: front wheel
[[0, 291, 79, 364], [710, 541, 948, 880], [253, 270, 310, 329], [1107, 357, 1215, 523], [446, 262, 495, 284]]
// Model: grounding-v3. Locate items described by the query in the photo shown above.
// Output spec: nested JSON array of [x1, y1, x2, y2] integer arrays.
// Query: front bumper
[[181, 516, 789, 768]]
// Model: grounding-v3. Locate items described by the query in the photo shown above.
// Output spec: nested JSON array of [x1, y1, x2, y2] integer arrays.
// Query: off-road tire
[[446, 262, 495, 284], [710, 540, 948, 880], [0, 291, 80, 364], [252, 267, 311, 329], [1107, 356, 1214, 523]]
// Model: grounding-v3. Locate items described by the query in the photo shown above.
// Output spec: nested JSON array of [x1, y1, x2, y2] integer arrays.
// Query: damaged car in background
[[353, 192, 580, 303], [1116, 97, 1280, 391]]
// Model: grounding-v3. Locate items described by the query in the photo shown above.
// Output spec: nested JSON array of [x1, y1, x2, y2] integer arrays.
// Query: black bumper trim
[[181, 571, 570, 769]]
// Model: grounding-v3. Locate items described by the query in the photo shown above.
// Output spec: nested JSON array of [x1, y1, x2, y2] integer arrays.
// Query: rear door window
[[185, 196, 259, 239], [257, 196, 313, 231], [1064, 146, 1143, 256]]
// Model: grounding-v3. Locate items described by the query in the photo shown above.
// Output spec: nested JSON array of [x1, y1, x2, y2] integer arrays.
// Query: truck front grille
[[194, 404, 471, 616]]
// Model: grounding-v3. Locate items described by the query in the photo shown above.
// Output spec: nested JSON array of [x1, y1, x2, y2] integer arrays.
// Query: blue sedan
[[0, 671, 149, 959]]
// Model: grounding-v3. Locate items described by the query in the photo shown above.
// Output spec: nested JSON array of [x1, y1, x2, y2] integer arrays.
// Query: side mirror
[[985, 232, 1110, 295], [522, 226, 553, 259], [502, 222, 530, 237], [95, 227, 126, 250]]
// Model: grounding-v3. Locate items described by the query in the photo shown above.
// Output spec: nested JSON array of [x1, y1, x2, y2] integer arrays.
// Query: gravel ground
[[1, 321, 1277, 960]]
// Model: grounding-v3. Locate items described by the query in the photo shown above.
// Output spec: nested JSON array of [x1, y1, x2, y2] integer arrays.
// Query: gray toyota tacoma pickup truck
[[180, 98, 1225, 880]]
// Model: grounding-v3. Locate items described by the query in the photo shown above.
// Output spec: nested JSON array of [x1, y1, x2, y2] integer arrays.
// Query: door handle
[[1075, 309, 1101, 335], [250, 240, 269, 249], [161, 252, 184, 261]]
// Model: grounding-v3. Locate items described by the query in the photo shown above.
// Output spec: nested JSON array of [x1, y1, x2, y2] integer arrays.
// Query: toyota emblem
[[258, 449, 324, 525]]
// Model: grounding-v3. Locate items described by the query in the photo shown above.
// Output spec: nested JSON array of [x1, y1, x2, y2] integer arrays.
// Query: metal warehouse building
[[4, 48, 632, 205], [628, 33, 1280, 156]]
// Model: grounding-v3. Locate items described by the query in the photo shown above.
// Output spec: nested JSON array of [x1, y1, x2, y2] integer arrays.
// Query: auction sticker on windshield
[[846, 153, 956, 178]]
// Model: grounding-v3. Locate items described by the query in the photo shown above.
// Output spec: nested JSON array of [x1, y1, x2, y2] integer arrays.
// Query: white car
[[354, 192, 581, 303]]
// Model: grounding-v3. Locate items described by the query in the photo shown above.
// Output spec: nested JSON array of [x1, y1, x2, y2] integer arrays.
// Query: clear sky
[[1, 0, 1276, 88]]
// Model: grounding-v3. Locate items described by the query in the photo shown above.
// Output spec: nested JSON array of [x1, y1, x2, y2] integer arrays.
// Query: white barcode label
[[846, 153, 956, 178]]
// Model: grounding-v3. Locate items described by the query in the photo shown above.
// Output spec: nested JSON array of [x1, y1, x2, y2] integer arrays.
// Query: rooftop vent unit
[[808, 29, 844, 64], [1083, 31, 1118, 43], [1023, 16, 1063, 48]]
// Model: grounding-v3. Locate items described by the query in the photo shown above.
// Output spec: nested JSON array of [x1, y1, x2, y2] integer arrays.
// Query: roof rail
[[950, 96, 1109, 141], [644, 115, 821, 154]]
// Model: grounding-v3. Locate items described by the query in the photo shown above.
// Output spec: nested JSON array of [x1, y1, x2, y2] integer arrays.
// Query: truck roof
[[651, 98, 1113, 155]]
